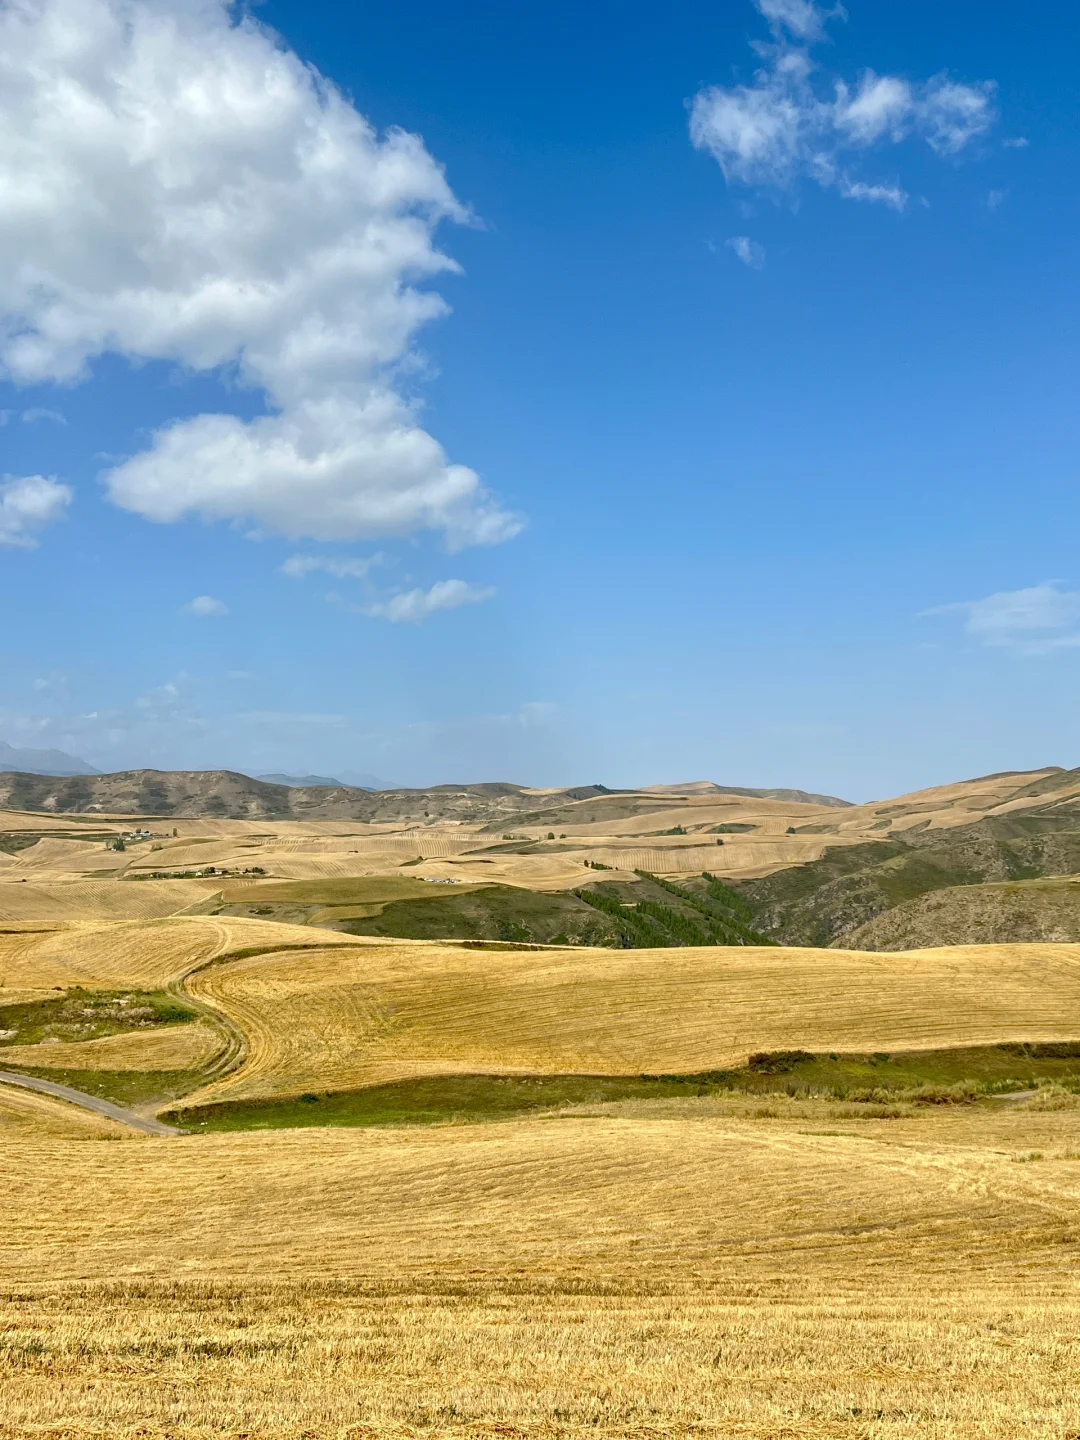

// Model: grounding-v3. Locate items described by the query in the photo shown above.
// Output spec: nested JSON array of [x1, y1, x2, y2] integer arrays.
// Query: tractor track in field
[[0, 920, 252, 1137], [166, 919, 251, 1090]]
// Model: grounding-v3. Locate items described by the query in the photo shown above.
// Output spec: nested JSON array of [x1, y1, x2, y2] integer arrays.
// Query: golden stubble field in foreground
[[3, 1094, 1080, 1438], [6, 906, 1080, 1436]]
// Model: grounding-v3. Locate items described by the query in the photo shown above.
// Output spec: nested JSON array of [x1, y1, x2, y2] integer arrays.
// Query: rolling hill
[[5, 763, 1080, 949], [739, 806, 1080, 947], [7, 898, 1080, 1438]]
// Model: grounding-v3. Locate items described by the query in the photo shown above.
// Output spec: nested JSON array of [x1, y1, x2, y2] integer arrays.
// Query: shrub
[[747, 1050, 814, 1074]]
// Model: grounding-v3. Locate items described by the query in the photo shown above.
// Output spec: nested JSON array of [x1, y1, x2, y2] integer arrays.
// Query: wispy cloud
[[921, 583, 1080, 655], [281, 554, 382, 581], [364, 579, 495, 624], [757, 0, 846, 42], [690, 0, 997, 208], [727, 235, 766, 268], [0, 409, 66, 426]]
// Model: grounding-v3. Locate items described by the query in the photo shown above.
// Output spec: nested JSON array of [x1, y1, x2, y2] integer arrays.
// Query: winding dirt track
[[0, 919, 251, 1138], [0, 1071, 179, 1136]]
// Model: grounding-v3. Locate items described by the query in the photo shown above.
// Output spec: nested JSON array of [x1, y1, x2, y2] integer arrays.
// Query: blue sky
[[0, 0, 1077, 801]]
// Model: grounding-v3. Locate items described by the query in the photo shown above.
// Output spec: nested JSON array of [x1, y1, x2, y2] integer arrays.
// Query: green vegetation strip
[[163, 1041, 1080, 1133], [0, 1067, 207, 1108], [574, 872, 774, 947], [0, 989, 199, 1047]]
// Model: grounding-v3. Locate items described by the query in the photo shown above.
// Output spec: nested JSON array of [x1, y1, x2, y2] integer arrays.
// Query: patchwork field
[[6, 772, 1080, 1436]]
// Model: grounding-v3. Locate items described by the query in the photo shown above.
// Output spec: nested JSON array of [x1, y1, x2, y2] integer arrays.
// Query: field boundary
[[0, 1070, 180, 1135]]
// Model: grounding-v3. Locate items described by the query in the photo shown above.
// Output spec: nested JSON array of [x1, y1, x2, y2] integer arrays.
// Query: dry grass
[[0, 914, 356, 996], [0, 918, 224, 990], [183, 938, 1080, 1105], [0, 878, 220, 922], [0, 1019, 224, 1072], [3, 1104, 1080, 1436], [0, 1082, 135, 1139]]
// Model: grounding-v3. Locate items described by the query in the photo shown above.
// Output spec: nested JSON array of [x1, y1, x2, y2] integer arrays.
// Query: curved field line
[[170, 940, 1080, 1110]]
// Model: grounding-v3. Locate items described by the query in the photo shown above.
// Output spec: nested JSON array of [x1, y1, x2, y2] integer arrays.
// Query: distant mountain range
[[256, 772, 383, 790], [642, 781, 852, 808], [0, 768, 853, 823], [0, 740, 99, 776], [257, 773, 347, 789]]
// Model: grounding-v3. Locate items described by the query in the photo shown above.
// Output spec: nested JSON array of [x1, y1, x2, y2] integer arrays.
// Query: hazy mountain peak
[[0, 740, 99, 777]]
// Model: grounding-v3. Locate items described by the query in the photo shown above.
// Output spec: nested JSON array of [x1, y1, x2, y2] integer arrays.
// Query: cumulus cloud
[[690, 1, 996, 205], [727, 236, 767, 268], [184, 595, 229, 618], [922, 584, 1080, 655], [364, 579, 495, 623], [0, 0, 520, 549], [0, 475, 72, 547]]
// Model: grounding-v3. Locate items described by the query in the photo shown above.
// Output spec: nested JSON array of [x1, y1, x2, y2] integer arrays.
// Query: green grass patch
[[166, 1074, 707, 1132], [0, 1068, 206, 1108], [333, 884, 623, 947], [573, 872, 775, 947], [161, 1041, 1080, 1133], [0, 988, 199, 1047]]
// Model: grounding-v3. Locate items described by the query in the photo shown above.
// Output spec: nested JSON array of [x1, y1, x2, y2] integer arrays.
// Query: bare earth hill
[[0, 770, 625, 822], [0, 769, 852, 823]]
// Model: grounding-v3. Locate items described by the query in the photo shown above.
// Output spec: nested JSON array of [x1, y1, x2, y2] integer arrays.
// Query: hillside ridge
[[0, 768, 852, 822]]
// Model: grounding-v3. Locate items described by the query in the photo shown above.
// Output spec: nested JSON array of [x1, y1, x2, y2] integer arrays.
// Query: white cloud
[[364, 578, 494, 623], [281, 553, 382, 580], [833, 73, 913, 146], [922, 584, 1080, 655], [0, 0, 520, 550], [0, 475, 72, 548], [727, 236, 766, 268], [184, 595, 229, 618], [21, 408, 65, 425], [756, 0, 844, 41], [1003, 136, 1029, 149], [839, 179, 908, 209], [690, 4, 996, 204], [987, 188, 1007, 210]]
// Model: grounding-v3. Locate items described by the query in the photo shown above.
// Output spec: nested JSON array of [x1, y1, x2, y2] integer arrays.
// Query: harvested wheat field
[[0, 877, 221, 923], [7, 911, 1080, 1437], [182, 937, 1080, 1105], [0, 913, 356, 995], [0, 1018, 223, 1071], [0, 1081, 135, 1139], [4, 1100, 1080, 1438]]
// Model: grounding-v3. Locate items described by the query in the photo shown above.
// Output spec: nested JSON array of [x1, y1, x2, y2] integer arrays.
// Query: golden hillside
[[176, 934, 1080, 1105], [4, 765, 1077, 909]]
